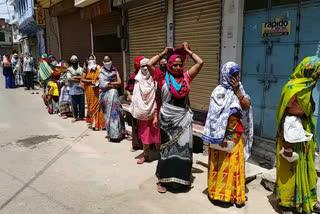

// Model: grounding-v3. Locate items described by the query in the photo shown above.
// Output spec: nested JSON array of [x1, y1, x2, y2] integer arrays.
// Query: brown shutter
[[92, 13, 124, 94], [128, 0, 166, 72], [175, 0, 221, 111], [59, 12, 91, 63]]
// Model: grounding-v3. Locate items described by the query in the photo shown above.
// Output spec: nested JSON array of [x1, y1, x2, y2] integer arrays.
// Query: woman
[[12, 53, 23, 87], [148, 42, 203, 193], [46, 80, 60, 114], [81, 58, 105, 130], [67, 55, 85, 123], [125, 56, 145, 151], [99, 56, 125, 141], [276, 56, 320, 214], [58, 62, 73, 119], [3, 54, 15, 88], [83, 54, 96, 122], [202, 62, 253, 206], [130, 58, 160, 164]]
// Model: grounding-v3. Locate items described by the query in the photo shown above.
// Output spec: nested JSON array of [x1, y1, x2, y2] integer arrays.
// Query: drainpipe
[[90, 20, 94, 55], [166, 0, 174, 47]]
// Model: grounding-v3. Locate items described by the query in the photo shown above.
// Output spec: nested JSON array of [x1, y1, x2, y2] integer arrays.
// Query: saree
[[85, 66, 105, 130], [276, 56, 320, 213], [99, 66, 125, 140], [58, 73, 72, 116], [156, 81, 193, 185], [207, 115, 246, 205]]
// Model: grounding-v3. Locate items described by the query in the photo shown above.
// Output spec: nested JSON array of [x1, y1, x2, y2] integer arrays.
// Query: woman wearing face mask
[[202, 62, 252, 207], [147, 42, 203, 193], [125, 56, 144, 152], [130, 58, 160, 164], [99, 56, 125, 141], [81, 57, 105, 130], [66, 55, 85, 123]]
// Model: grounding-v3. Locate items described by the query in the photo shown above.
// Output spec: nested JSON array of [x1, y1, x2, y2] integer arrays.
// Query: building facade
[[0, 19, 13, 56]]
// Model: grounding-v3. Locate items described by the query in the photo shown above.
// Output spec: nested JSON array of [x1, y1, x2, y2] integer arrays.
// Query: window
[[94, 34, 121, 53], [0, 32, 5, 42]]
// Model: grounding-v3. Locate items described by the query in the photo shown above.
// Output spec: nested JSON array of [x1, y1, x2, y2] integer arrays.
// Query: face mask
[[160, 64, 166, 72], [51, 61, 58, 66], [104, 61, 112, 70], [141, 66, 149, 76], [72, 62, 78, 69], [88, 60, 97, 70]]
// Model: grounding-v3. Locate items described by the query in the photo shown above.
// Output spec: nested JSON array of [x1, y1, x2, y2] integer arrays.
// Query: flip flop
[[157, 183, 167, 193], [72, 119, 78, 123], [137, 157, 146, 164]]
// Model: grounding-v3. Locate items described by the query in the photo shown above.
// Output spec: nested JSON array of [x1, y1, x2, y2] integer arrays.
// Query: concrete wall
[[220, 0, 245, 67], [0, 30, 13, 46]]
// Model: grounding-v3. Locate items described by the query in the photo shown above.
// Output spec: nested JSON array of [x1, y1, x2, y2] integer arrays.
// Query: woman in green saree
[[276, 56, 320, 214]]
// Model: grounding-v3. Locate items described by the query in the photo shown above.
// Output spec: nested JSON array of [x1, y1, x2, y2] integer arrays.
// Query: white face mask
[[141, 66, 149, 76], [88, 60, 97, 70], [103, 61, 112, 70]]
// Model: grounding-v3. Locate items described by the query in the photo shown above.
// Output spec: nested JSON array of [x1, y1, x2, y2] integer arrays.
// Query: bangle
[[190, 52, 194, 56], [239, 95, 244, 101]]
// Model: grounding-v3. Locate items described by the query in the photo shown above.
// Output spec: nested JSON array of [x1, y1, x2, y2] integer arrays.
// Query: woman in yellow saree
[[276, 56, 320, 214]]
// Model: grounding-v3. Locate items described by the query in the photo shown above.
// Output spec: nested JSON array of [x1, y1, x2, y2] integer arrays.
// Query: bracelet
[[239, 95, 244, 101], [190, 52, 194, 56]]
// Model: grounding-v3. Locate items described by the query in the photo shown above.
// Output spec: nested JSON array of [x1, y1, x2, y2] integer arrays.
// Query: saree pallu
[[14, 68, 24, 86], [156, 102, 193, 185], [59, 86, 72, 116], [276, 116, 317, 213], [85, 69, 105, 130], [100, 88, 125, 140], [207, 115, 246, 205]]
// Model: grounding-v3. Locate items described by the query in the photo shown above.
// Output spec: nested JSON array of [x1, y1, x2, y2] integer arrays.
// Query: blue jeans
[[71, 94, 85, 119]]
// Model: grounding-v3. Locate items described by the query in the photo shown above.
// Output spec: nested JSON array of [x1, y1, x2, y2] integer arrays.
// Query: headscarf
[[99, 64, 117, 92], [202, 62, 253, 160], [276, 56, 320, 132], [165, 54, 190, 99], [130, 58, 157, 120], [3, 54, 11, 68], [125, 56, 144, 93]]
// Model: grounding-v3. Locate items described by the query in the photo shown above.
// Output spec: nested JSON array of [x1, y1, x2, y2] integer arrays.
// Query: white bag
[[284, 116, 313, 143], [209, 141, 235, 153]]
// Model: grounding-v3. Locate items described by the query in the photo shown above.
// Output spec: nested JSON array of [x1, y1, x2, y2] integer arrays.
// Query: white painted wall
[[220, 0, 245, 67]]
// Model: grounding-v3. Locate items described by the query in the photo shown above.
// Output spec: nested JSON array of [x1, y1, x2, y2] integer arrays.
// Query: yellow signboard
[[35, 9, 46, 26], [262, 16, 291, 37]]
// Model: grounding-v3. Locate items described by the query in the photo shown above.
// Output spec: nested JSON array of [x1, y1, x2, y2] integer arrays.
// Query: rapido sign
[[35, 9, 46, 26], [262, 16, 291, 37]]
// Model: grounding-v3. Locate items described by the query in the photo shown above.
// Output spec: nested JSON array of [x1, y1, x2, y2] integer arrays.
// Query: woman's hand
[[162, 47, 174, 56], [153, 115, 159, 128], [230, 76, 240, 93], [183, 42, 190, 51], [127, 94, 132, 102]]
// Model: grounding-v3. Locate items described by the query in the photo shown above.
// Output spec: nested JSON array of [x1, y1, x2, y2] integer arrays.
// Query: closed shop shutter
[[92, 12, 123, 93], [175, 0, 221, 111], [59, 12, 91, 63], [128, 0, 166, 72]]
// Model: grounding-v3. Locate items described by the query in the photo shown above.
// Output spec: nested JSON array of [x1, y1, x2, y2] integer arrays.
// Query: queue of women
[[4, 41, 320, 213]]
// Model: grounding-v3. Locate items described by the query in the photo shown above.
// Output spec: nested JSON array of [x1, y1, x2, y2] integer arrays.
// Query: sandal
[[157, 182, 167, 193], [72, 118, 78, 123], [137, 157, 146, 164]]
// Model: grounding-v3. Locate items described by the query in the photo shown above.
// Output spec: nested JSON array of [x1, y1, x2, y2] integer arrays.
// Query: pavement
[[0, 72, 318, 214]]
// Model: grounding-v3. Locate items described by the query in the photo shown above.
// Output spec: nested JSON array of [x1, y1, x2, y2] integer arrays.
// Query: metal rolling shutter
[[175, 0, 221, 111], [59, 12, 91, 63], [128, 0, 166, 72], [92, 13, 124, 93]]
